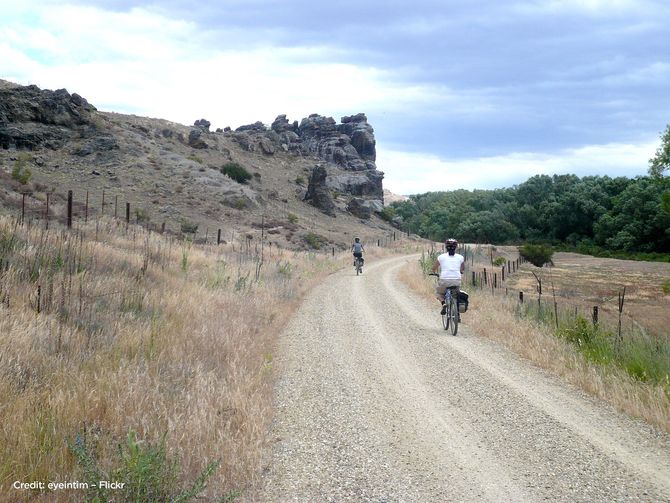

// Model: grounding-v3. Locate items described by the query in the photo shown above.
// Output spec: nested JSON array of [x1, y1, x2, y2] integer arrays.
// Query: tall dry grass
[[1, 216, 386, 502], [398, 259, 670, 433]]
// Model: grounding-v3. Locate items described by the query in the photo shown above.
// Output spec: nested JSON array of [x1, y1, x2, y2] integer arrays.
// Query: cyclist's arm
[[460, 261, 465, 274]]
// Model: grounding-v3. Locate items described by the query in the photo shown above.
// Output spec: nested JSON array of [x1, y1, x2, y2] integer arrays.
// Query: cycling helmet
[[354, 237, 360, 242], [445, 238, 458, 250]]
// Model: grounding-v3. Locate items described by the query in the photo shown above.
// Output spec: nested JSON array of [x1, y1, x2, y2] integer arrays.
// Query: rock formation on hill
[[0, 79, 391, 249], [232, 112, 384, 217]]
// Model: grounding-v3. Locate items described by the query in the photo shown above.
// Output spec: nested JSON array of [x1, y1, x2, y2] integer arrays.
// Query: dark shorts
[[353, 252, 363, 258], [436, 279, 460, 298]]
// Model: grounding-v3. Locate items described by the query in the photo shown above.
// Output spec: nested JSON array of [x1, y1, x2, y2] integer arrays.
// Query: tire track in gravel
[[258, 255, 670, 503]]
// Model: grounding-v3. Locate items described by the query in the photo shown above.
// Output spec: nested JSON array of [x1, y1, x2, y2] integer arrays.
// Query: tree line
[[389, 126, 670, 259]]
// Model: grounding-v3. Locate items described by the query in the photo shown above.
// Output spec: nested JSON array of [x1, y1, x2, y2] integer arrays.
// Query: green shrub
[[662, 278, 670, 294], [519, 243, 554, 267], [379, 206, 396, 222], [134, 208, 150, 224], [295, 175, 305, 186], [180, 219, 198, 234], [68, 429, 231, 503], [187, 154, 203, 164], [419, 249, 439, 275], [221, 162, 251, 184], [492, 256, 506, 267], [287, 213, 298, 224], [304, 232, 325, 250], [11, 153, 32, 185]]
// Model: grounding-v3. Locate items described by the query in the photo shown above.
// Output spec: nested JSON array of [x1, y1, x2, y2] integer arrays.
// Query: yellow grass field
[[400, 246, 670, 433]]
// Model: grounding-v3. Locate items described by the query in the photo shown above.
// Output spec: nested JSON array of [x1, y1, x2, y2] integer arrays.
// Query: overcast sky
[[1, 0, 669, 194]]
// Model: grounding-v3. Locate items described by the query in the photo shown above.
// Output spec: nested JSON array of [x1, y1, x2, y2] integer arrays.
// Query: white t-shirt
[[437, 252, 464, 281]]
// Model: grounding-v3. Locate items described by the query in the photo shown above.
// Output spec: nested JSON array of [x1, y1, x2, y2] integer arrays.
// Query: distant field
[[495, 249, 670, 340]]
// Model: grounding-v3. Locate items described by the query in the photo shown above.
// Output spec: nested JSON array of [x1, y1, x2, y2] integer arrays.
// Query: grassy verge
[[398, 259, 670, 433], [1, 215, 384, 501]]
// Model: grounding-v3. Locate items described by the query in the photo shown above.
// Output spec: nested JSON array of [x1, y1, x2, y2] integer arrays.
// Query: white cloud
[[378, 140, 657, 195], [0, 3, 465, 130], [516, 0, 660, 15]]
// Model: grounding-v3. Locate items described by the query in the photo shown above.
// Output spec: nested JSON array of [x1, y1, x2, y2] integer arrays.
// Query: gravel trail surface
[[258, 255, 670, 502]]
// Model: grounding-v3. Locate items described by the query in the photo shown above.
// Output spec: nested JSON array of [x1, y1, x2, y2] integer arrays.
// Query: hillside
[[0, 79, 396, 249]]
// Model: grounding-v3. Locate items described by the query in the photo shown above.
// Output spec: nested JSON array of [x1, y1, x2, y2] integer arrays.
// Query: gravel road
[[258, 255, 670, 502]]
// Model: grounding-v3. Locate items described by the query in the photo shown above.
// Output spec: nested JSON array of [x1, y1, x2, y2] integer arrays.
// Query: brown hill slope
[[0, 79, 396, 249]]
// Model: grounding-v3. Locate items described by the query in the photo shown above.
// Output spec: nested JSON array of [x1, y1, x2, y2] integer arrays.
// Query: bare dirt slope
[[258, 255, 670, 502]]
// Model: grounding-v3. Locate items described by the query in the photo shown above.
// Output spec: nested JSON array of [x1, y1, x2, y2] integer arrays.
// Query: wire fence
[[3, 187, 417, 257]]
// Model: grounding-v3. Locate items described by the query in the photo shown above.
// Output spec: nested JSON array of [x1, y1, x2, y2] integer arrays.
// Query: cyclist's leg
[[436, 281, 448, 312]]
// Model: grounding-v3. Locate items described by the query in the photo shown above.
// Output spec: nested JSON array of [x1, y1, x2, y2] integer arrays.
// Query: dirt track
[[259, 255, 670, 502]]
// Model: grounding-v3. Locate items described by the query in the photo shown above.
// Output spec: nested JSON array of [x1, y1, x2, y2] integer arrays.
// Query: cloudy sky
[[1, 0, 669, 194]]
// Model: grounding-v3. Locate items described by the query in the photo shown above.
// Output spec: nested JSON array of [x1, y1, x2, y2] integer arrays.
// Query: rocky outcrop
[[0, 82, 96, 150], [75, 135, 119, 156], [346, 198, 383, 220], [188, 129, 208, 149], [194, 119, 210, 131], [263, 112, 384, 218], [304, 165, 336, 216]]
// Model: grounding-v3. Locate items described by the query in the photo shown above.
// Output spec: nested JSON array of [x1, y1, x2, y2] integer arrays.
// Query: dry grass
[[0, 215, 392, 502], [398, 258, 670, 433], [0, 214, 412, 502]]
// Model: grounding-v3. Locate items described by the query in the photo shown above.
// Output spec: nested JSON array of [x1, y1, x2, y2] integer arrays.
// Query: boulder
[[304, 165, 336, 216], [325, 171, 383, 197], [236, 121, 266, 133], [188, 129, 208, 149], [346, 198, 372, 219], [271, 114, 291, 133], [231, 132, 254, 151], [74, 135, 119, 156], [194, 119, 211, 131], [259, 137, 275, 155]]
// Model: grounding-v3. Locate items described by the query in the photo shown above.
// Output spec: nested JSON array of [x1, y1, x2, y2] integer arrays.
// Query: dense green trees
[[391, 174, 670, 255]]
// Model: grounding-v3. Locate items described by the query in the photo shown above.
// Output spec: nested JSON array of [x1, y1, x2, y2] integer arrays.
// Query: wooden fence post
[[101, 190, 105, 215], [85, 191, 89, 223], [67, 190, 73, 228], [483, 268, 487, 285], [502, 266, 505, 282], [519, 291, 524, 303], [125, 202, 130, 229], [45, 193, 50, 230], [115, 195, 118, 218], [592, 306, 598, 326], [217, 229, 222, 245]]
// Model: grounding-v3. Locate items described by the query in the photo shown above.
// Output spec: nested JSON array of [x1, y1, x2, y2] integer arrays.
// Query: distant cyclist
[[432, 238, 464, 315], [351, 237, 365, 270]]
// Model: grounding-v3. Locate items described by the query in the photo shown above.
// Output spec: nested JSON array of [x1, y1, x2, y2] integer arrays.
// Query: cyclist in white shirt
[[432, 238, 464, 315]]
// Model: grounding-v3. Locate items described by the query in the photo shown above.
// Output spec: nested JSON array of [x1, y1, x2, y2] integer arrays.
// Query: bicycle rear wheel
[[449, 297, 458, 336]]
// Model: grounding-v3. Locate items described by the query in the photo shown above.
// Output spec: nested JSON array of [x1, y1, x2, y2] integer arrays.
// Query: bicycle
[[354, 256, 363, 276], [430, 273, 458, 335]]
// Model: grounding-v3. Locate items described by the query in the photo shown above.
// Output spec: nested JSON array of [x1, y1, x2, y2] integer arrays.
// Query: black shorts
[[353, 252, 363, 258]]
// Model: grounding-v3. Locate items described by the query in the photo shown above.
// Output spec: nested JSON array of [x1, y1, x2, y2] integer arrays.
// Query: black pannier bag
[[458, 291, 469, 313]]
